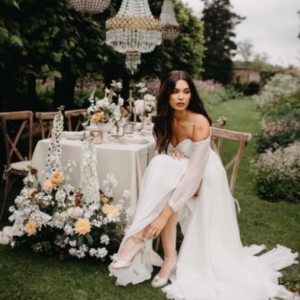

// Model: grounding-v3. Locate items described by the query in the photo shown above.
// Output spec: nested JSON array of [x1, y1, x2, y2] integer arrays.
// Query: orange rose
[[91, 111, 102, 123], [102, 204, 120, 217], [26, 220, 39, 236], [50, 172, 64, 185]]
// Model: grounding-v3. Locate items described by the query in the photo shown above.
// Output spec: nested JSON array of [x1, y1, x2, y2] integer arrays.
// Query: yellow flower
[[101, 196, 109, 204], [26, 220, 39, 236], [102, 204, 120, 217], [75, 219, 91, 235], [91, 111, 102, 123], [50, 172, 64, 185], [43, 179, 55, 190]]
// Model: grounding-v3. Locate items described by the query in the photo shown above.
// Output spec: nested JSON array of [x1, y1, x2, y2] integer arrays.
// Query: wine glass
[[81, 112, 89, 140]]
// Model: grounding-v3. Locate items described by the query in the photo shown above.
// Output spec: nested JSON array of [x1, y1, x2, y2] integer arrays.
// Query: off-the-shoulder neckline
[[170, 133, 211, 149]]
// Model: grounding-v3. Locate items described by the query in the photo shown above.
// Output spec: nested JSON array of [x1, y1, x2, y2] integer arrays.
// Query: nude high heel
[[151, 254, 177, 288], [109, 235, 145, 269]]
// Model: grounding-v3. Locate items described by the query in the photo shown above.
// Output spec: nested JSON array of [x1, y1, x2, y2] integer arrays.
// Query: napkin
[[140, 129, 153, 136], [119, 136, 149, 144], [61, 131, 87, 140]]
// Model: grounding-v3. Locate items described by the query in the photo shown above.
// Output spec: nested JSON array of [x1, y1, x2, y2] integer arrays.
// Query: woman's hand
[[143, 215, 168, 240], [168, 151, 184, 160]]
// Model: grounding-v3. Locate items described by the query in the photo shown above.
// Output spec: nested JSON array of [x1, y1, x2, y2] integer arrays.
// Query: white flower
[[100, 234, 110, 245], [52, 212, 67, 229], [69, 240, 77, 247], [64, 225, 74, 235], [118, 95, 124, 106], [111, 81, 122, 89], [96, 98, 109, 108], [144, 94, 156, 102], [123, 190, 130, 200]]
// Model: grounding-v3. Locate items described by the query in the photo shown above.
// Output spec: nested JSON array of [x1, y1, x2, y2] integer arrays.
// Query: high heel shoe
[[151, 254, 177, 288], [109, 235, 145, 269]]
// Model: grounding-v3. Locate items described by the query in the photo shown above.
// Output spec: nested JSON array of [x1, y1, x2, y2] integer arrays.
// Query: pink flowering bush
[[255, 120, 300, 154]]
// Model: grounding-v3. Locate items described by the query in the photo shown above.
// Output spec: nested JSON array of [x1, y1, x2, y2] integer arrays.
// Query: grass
[[0, 98, 299, 300]]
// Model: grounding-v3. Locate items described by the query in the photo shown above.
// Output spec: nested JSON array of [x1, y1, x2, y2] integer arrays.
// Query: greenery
[[1, 98, 299, 299], [201, 0, 245, 85], [0, 0, 205, 111]]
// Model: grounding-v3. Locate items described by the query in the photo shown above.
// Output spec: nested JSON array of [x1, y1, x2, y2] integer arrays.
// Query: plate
[[86, 125, 100, 131], [61, 131, 84, 140]]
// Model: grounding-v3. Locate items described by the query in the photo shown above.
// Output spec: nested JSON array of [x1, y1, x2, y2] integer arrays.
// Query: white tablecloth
[[31, 133, 156, 210]]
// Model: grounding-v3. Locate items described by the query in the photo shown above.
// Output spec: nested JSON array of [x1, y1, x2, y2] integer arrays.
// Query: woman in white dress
[[109, 70, 298, 300]]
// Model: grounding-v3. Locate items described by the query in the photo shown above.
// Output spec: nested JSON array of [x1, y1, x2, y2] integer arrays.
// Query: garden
[[0, 75, 299, 299]]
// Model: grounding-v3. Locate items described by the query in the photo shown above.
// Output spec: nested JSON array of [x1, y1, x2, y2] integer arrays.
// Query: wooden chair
[[64, 109, 86, 131], [0, 111, 33, 221], [211, 127, 252, 196], [35, 112, 57, 139]]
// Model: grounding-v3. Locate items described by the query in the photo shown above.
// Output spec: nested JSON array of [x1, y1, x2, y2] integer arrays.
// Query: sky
[[183, 0, 300, 67]]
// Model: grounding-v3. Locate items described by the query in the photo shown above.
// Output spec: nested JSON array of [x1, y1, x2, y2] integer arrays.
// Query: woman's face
[[169, 79, 191, 112]]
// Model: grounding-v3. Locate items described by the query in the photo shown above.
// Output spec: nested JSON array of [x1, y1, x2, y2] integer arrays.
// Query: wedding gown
[[109, 134, 299, 300]]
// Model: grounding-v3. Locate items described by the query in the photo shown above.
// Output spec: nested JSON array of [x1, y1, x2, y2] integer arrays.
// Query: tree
[[201, 0, 245, 85], [236, 40, 254, 65]]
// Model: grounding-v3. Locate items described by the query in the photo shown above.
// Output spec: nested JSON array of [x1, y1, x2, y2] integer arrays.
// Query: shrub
[[251, 141, 300, 203], [255, 120, 300, 154], [253, 73, 300, 121]]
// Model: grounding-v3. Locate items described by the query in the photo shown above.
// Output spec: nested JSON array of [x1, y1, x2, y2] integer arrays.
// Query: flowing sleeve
[[168, 137, 211, 212]]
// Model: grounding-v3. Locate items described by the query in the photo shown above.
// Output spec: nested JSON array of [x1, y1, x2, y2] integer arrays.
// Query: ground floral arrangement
[[8, 108, 134, 260]]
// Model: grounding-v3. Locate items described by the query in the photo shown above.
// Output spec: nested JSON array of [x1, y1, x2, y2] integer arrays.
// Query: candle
[[129, 90, 132, 112], [134, 104, 137, 129]]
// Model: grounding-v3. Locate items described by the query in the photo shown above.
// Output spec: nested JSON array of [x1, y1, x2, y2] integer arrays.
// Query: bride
[[109, 70, 298, 300]]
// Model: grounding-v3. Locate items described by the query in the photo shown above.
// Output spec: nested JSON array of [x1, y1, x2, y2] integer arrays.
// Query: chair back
[[64, 109, 86, 131], [0, 111, 33, 169], [35, 112, 58, 139], [211, 116, 227, 152], [211, 127, 252, 196]]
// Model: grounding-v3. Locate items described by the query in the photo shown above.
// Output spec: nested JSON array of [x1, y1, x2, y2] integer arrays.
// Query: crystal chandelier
[[69, 0, 111, 16], [160, 0, 180, 41], [106, 0, 162, 71], [125, 51, 141, 74]]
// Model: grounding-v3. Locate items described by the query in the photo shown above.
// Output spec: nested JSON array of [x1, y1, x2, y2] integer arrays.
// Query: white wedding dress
[[109, 134, 299, 300]]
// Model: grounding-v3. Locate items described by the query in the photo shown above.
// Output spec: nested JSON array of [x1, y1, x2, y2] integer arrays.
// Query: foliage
[[253, 73, 300, 121], [201, 0, 245, 85], [251, 142, 300, 203], [194, 80, 243, 110], [255, 120, 300, 154]]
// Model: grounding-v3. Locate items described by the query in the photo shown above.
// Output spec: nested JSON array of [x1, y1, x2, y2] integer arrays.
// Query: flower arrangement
[[87, 81, 124, 124], [7, 108, 133, 259], [133, 82, 156, 118]]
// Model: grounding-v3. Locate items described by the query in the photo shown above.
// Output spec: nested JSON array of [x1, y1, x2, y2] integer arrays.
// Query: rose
[[144, 94, 156, 102], [51, 172, 64, 185], [43, 179, 55, 191], [30, 168, 38, 174], [91, 111, 102, 123], [101, 196, 109, 204], [28, 187, 37, 197], [75, 219, 91, 235], [102, 204, 120, 216]]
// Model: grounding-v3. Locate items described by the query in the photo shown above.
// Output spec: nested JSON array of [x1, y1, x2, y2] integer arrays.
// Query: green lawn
[[0, 98, 299, 300]]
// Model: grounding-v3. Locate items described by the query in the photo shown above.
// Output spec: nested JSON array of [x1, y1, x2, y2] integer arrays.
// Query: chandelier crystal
[[106, 0, 162, 54], [160, 0, 180, 41], [69, 0, 111, 15], [125, 51, 141, 74]]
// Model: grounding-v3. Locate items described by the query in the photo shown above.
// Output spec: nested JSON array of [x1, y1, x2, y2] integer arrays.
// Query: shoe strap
[[132, 235, 145, 242]]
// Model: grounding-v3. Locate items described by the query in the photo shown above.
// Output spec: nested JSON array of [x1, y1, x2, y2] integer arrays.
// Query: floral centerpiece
[[7, 108, 134, 260], [132, 83, 156, 130], [87, 81, 124, 125]]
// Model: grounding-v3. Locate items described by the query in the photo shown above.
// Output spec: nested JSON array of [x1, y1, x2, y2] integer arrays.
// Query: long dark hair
[[153, 70, 212, 154]]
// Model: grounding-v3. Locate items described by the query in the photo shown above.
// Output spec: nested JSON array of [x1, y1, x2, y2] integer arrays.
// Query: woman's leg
[[159, 212, 178, 278]]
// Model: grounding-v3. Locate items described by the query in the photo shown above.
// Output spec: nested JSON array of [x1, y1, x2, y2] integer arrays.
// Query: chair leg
[[0, 172, 11, 222]]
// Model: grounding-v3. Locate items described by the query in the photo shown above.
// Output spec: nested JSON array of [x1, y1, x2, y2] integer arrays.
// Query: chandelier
[[106, 0, 162, 71], [160, 0, 180, 41], [125, 51, 141, 74], [69, 0, 111, 16]]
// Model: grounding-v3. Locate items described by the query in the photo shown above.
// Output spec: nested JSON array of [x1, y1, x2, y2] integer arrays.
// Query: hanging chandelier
[[106, 0, 162, 55], [69, 0, 111, 16], [125, 51, 141, 74], [160, 0, 180, 41]]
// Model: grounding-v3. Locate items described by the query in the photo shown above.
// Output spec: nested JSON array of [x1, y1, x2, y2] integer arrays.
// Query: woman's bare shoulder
[[190, 113, 211, 142]]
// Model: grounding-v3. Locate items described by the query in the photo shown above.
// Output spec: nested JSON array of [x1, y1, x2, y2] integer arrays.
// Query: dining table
[[31, 130, 156, 211]]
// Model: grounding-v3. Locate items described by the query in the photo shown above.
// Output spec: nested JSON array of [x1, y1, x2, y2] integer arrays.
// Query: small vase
[[96, 122, 114, 142]]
